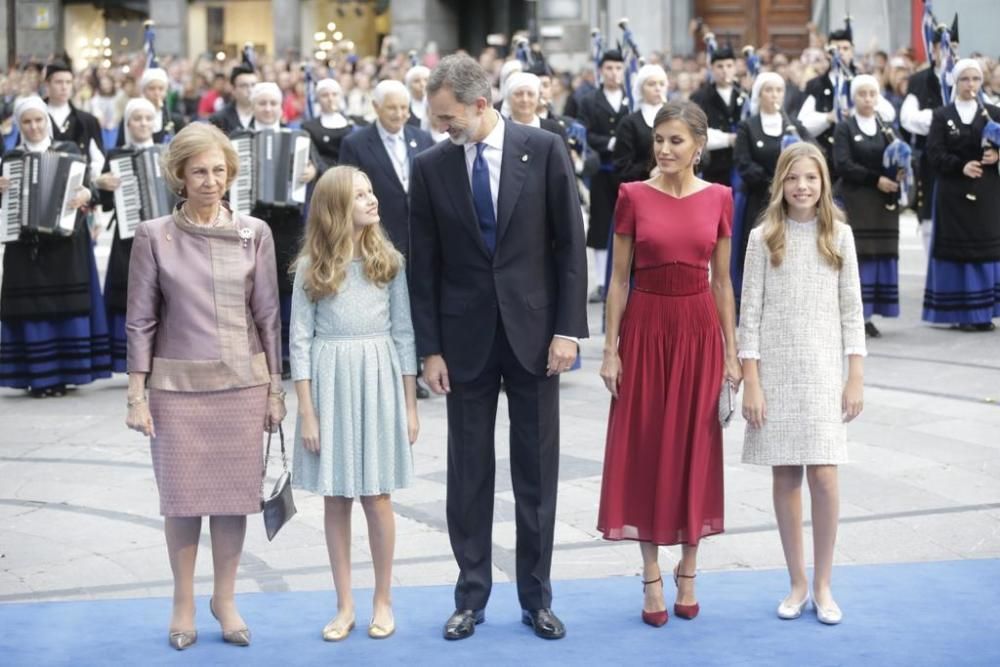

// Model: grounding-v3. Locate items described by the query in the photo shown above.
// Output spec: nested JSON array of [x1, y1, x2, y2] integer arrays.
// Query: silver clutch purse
[[719, 381, 735, 428]]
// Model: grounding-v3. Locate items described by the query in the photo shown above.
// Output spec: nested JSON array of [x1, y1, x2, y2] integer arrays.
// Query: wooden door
[[694, 0, 812, 55]]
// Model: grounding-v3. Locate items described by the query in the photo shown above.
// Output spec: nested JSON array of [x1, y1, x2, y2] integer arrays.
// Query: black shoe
[[521, 608, 565, 640], [864, 322, 881, 338], [588, 286, 606, 303], [443, 609, 484, 640], [974, 322, 997, 332], [416, 383, 430, 400]]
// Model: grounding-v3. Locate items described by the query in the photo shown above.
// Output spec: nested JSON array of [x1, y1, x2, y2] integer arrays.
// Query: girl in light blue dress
[[290, 165, 418, 642]]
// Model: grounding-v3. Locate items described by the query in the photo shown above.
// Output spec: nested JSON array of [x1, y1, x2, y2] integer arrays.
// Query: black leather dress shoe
[[521, 608, 566, 639], [443, 609, 484, 640]]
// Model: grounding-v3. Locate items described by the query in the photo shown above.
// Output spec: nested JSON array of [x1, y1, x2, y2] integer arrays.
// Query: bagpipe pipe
[[740, 45, 761, 123], [874, 114, 914, 210], [919, 2, 960, 104], [618, 18, 641, 110], [826, 23, 855, 123]]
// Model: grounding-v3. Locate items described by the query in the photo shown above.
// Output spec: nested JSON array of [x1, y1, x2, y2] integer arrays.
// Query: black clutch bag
[[261, 424, 296, 541]]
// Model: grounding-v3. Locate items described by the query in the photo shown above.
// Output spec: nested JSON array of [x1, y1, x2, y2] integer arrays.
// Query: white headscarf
[[139, 67, 169, 92], [498, 60, 525, 118], [632, 64, 668, 108], [750, 72, 785, 116], [250, 82, 283, 104], [504, 72, 541, 101], [123, 97, 157, 147], [14, 95, 52, 151], [951, 58, 983, 102], [849, 74, 881, 101]]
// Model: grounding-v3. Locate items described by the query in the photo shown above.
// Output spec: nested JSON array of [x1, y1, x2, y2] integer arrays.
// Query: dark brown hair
[[653, 100, 709, 144]]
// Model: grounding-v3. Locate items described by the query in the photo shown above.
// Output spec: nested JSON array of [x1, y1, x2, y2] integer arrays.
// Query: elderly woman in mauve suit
[[124, 123, 286, 651]]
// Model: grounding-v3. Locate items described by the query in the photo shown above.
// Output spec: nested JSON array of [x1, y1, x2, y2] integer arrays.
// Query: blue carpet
[[1, 559, 997, 666]]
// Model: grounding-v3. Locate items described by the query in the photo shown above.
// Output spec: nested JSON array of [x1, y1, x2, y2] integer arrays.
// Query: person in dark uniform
[[613, 64, 667, 184], [797, 22, 896, 175], [0, 96, 111, 396], [833, 75, 902, 338], [901, 18, 958, 255], [732, 72, 810, 311], [209, 62, 258, 135], [43, 61, 105, 183], [301, 78, 354, 176], [922, 59, 1000, 331], [690, 44, 745, 186], [98, 98, 174, 371], [579, 49, 630, 303], [114, 67, 185, 147], [241, 82, 317, 375]]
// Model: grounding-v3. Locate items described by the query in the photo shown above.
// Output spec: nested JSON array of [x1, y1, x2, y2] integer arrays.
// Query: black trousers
[[445, 321, 560, 612]]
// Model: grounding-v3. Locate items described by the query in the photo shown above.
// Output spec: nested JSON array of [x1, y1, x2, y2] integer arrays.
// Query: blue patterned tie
[[472, 142, 496, 255]]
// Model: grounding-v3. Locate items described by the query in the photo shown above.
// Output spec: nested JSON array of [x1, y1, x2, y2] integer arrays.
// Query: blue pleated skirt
[[922, 257, 1000, 324], [0, 247, 112, 389], [107, 310, 127, 373], [859, 258, 900, 319]]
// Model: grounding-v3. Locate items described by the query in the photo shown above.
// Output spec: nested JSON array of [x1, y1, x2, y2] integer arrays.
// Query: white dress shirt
[[377, 120, 410, 192], [760, 111, 783, 137]]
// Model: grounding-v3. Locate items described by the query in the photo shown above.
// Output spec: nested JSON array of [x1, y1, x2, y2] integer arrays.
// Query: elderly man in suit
[[409, 54, 588, 642], [339, 79, 434, 263]]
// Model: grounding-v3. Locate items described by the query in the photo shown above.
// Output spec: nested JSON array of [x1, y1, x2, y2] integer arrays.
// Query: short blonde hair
[[161, 123, 240, 194]]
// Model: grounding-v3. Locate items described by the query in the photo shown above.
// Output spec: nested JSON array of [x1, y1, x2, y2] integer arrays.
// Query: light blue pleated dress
[[289, 258, 417, 497]]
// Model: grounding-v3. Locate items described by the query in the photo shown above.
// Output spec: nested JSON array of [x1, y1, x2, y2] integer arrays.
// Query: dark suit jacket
[[338, 123, 433, 261], [47, 102, 104, 158], [690, 83, 746, 183], [408, 121, 589, 382], [209, 102, 250, 135]]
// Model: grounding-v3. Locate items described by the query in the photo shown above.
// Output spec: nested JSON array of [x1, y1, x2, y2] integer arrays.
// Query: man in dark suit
[[409, 54, 588, 642], [209, 64, 257, 135], [339, 79, 433, 263]]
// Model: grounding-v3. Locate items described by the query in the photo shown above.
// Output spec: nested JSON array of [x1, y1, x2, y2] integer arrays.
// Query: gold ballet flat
[[168, 630, 197, 650], [368, 616, 395, 640], [322, 616, 356, 642], [209, 597, 251, 646]]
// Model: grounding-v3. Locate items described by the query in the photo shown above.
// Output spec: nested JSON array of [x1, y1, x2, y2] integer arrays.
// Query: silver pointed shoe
[[168, 630, 198, 650], [210, 597, 251, 646], [776, 593, 810, 620]]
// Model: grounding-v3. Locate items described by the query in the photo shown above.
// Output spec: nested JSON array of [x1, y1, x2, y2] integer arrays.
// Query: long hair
[[758, 142, 843, 269], [294, 166, 401, 300]]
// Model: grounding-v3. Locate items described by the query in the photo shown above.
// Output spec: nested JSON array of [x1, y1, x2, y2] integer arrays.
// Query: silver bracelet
[[127, 396, 147, 408]]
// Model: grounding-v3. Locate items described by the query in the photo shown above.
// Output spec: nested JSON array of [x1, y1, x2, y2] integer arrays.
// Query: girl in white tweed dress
[[738, 142, 866, 626]]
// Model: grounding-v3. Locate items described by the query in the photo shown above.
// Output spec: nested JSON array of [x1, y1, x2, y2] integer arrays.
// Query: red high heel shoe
[[673, 565, 700, 620], [641, 576, 669, 627]]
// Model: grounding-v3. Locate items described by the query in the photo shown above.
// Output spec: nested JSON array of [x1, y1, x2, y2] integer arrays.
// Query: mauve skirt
[[149, 386, 268, 517]]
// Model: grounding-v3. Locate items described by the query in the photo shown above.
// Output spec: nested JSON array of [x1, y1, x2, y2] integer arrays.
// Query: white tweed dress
[[289, 258, 417, 497], [738, 219, 866, 465]]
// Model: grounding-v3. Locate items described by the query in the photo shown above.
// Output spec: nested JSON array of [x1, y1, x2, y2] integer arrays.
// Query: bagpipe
[[980, 103, 1000, 149], [703, 31, 719, 84], [618, 18, 641, 110], [741, 45, 760, 122], [920, 2, 959, 103], [778, 110, 803, 151], [875, 115, 914, 210], [591, 28, 604, 85]]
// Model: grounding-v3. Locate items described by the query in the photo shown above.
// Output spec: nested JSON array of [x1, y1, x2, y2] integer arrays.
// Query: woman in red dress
[[598, 101, 741, 626]]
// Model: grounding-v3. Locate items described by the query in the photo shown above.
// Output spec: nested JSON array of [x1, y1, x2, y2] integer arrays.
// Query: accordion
[[1, 149, 88, 243], [229, 129, 311, 215], [108, 146, 177, 240]]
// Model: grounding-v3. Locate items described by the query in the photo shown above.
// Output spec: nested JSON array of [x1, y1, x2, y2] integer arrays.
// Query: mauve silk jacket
[[126, 208, 282, 391]]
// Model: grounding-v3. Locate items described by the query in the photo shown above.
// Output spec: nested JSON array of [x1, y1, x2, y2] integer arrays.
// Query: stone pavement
[[1, 213, 998, 606]]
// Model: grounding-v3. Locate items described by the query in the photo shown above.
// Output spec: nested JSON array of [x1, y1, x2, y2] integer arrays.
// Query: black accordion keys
[[107, 146, 177, 240], [229, 128, 311, 215], [1, 149, 87, 243]]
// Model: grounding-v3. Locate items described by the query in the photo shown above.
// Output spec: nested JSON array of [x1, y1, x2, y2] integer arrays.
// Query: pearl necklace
[[181, 203, 225, 228]]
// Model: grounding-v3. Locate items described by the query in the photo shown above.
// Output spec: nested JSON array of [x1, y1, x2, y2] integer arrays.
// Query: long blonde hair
[[294, 166, 401, 300], [758, 142, 843, 269]]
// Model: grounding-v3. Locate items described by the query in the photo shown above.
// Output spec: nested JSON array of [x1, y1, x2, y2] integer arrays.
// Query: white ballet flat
[[813, 599, 843, 625], [776, 593, 810, 620]]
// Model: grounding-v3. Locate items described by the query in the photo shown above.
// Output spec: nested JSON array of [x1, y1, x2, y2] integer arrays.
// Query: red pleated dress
[[597, 181, 732, 546]]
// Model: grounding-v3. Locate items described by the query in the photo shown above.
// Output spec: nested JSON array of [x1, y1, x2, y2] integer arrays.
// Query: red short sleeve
[[717, 185, 733, 239], [613, 183, 635, 236]]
